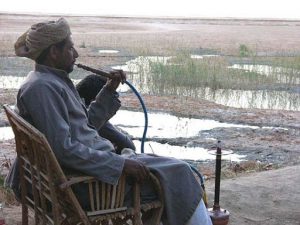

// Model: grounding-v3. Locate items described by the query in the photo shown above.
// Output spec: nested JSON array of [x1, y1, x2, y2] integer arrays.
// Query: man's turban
[[14, 18, 71, 60]]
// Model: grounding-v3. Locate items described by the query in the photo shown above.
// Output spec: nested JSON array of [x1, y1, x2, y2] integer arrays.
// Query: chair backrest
[[3, 105, 90, 225]]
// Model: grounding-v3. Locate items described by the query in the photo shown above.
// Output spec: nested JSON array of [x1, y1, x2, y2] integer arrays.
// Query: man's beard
[[65, 64, 74, 73]]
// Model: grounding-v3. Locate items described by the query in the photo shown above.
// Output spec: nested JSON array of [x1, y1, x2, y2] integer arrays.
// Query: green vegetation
[[79, 41, 86, 48], [133, 53, 276, 92], [239, 44, 252, 57]]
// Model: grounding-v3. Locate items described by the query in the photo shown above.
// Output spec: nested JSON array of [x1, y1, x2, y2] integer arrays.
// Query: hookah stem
[[75, 63, 115, 79], [75, 63, 148, 153], [214, 140, 222, 210]]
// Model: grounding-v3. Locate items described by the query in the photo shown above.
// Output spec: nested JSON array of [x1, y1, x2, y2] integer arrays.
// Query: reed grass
[[132, 52, 278, 93], [121, 51, 300, 110]]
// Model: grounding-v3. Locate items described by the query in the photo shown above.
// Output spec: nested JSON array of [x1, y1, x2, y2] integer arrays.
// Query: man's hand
[[105, 69, 126, 92], [123, 158, 150, 183]]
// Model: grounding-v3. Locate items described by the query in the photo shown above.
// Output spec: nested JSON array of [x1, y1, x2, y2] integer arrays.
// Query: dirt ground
[[0, 14, 300, 225]]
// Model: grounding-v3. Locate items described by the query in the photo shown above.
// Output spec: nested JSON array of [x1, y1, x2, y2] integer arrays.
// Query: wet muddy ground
[[120, 93, 300, 175], [1, 88, 299, 179]]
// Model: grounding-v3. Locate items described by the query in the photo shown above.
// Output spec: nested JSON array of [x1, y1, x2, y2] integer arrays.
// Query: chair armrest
[[59, 175, 95, 190]]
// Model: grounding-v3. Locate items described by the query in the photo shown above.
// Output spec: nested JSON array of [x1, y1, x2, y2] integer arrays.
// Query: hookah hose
[[124, 80, 148, 153], [75, 63, 148, 153]]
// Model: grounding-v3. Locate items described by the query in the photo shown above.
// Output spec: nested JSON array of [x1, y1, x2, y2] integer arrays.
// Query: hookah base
[[208, 207, 230, 225]]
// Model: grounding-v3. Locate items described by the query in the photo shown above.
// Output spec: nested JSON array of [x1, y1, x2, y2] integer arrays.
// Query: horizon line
[[1, 11, 300, 22]]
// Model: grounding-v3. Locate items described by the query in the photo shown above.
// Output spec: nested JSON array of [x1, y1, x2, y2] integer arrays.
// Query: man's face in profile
[[55, 36, 79, 73]]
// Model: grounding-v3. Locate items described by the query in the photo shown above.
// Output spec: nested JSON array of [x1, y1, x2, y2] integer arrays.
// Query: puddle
[[112, 56, 172, 74], [98, 50, 119, 54], [229, 64, 300, 84], [0, 125, 245, 162], [0, 76, 82, 89], [191, 54, 219, 59], [133, 140, 246, 162], [0, 76, 26, 89], [111, 110, 259, 139], [1, 109, 275, 142], [0, 109, 254, 162], [0, 127, 14, 141], [113, 55, 219, 73], [190, 87, 300, 111]]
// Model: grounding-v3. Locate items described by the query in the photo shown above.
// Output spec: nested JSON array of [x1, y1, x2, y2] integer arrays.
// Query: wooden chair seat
[[4, 105, 164, 225]]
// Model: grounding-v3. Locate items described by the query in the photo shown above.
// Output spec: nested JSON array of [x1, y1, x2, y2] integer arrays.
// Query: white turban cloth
[[14, 18, 71, 60]]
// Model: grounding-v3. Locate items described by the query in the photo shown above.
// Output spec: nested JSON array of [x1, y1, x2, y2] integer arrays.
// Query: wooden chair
[[3, 105, 164, 225]]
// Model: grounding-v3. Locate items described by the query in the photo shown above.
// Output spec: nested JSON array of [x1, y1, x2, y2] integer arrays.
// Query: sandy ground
[[2, 165, 299, 225], [206, 165, 300, 225], [0, 14, 300, 225]]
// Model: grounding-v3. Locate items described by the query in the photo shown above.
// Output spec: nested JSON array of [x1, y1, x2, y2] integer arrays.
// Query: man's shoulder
[[19, 71, 66, 97], [23, 70, 65, 88]]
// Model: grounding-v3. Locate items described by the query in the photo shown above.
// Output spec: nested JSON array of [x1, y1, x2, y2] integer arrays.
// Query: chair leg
[[142, 208, 162, 225], [22, 204, 28, 225], [132, 182, 142, 225], [112, 217, 131, 225], [101, 221, 109, 225], [129, 213, 142, 225]]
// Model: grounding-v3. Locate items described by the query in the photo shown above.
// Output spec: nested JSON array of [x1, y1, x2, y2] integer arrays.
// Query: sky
[[1, 0, 300, 19]]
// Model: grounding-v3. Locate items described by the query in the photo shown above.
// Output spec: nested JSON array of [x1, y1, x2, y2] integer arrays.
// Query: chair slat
[[96, 181, 100, 210], [88, 181, 95, 211], [105, 184, 111, 209], [101, 182, 105, 210], [111, 185, 117, 208]]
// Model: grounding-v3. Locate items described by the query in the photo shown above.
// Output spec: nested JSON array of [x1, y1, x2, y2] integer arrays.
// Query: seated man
[[6, 18, 212, 225], [76, 74, 136, 153]]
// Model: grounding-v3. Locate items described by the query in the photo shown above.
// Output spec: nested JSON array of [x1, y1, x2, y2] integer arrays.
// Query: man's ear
[[48, 45, 59, 61]]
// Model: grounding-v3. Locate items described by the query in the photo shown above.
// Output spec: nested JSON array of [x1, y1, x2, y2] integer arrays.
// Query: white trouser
[[187, 199, 213, 225]]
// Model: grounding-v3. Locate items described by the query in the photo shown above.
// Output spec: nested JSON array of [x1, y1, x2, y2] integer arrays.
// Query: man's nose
[[74, 48, 79, 58]]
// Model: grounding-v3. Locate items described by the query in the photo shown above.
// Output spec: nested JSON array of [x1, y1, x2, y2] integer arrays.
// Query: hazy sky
[[1, 0, 300, 19]]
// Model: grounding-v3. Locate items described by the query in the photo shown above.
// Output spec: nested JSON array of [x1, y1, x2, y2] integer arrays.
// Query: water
[[0, 127, 14, 141], [0, 125, 245, 161], [0, 109, 277, 142], [113, 55, 218, 72], [0, 76, 25, 89], [0, 109, 255, 161], [229, 64, 300, 85], [187, 87, 300, 111], [98, 50, 119, 54], [191, 54, 219, 59], [111, 110, 259, 138], [112, 56, 171, 74], [0, 76, 81, 89], [133, 140, 246, 162]]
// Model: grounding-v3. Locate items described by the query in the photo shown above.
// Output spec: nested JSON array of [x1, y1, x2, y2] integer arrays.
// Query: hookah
[[76, 62, 212, 211], [208, 140, 231, 225]]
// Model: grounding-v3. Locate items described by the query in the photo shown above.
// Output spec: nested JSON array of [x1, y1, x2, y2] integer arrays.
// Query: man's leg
[[187, 199, 213, 225]]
